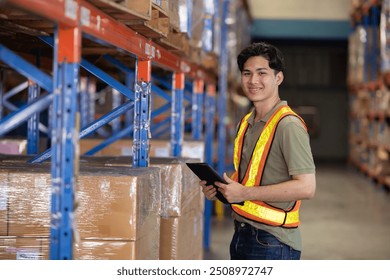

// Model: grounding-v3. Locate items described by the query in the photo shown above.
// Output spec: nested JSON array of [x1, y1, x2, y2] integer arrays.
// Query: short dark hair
[[237, 42, 285, 73]]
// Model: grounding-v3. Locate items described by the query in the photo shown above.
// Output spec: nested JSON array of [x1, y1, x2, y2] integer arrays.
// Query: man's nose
[[249, 74, 258, 84]]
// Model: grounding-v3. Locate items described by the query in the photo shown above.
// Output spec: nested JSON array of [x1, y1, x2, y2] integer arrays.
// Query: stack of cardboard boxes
[[0, 155, 204, 260]]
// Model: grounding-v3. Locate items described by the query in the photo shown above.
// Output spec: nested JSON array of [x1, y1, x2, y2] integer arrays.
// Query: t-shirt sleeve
[[280, 117, 316, 176]]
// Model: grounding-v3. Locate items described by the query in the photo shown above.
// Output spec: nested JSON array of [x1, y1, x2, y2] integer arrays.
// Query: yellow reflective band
[[246, 106, 295, 186], [233, 112, 252, 171], [233, 201, 300, 226], [241, 201, 286, 224], [285, 209, 300, 225]]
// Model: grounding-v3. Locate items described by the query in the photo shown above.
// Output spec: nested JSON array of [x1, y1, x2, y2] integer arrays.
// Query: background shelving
[[348, 0, 390, 189]]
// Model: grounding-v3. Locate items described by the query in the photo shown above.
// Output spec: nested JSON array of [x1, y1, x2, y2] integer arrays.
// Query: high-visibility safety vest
[[231, 105, 307, 228]]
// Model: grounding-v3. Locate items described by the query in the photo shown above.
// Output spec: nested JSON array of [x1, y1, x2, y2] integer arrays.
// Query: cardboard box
[[0, 237, 49, 260], [74, 240, 137, 260], [0, 138, 48, 155], [0, 155, 205, 259], [88, 156, 202, 217], [0, 237, 155, 260], [160, 191, 204, 260], [74, 155, 205, 259], [0, 139, 27, 155], [0, 164, 161, 259]]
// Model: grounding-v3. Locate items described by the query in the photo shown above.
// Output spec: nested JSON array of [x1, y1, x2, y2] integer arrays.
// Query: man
[[201, 42, 316, 260]]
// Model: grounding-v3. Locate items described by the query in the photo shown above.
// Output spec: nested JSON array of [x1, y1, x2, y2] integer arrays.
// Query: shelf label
[[180, 61, 190, 73], [65, 0, 78, 20], [145, 43, 156, 59], [16, 250, 41, 260], [80, 6, 91, 27]]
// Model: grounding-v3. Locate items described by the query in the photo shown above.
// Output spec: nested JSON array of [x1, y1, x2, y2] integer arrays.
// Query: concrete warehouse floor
[[203, 162, 390, 260]]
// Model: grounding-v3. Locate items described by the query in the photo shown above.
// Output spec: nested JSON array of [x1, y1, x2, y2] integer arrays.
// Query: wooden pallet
[[86, 1, 169, 38], [0, 6, 54, 36], [86, 0, 151, 21], [155, 28, 189, 56], [122, 4, 169, 38]]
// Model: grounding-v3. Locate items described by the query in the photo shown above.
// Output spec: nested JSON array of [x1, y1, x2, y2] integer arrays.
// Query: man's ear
[[276, 71, 284, 85]]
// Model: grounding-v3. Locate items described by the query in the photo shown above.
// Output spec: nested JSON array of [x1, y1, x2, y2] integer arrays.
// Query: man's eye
[[242, 72, 251, 76]]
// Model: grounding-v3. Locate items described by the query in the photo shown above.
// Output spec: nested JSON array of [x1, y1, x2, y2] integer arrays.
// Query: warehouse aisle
[[203, 162, 390, 260]]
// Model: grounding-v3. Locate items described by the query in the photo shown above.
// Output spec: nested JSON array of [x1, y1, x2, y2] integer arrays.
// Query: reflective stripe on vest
[[231, 105, 306, 228]]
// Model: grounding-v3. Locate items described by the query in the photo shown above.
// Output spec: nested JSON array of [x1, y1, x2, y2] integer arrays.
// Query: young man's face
[[240, 56, 283, 104]]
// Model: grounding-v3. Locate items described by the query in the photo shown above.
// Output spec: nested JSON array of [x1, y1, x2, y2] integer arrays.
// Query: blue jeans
[[230, 220, 301, 260]]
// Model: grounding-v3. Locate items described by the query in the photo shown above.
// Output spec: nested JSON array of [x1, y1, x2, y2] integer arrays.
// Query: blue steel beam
[[81, 59, 134, 100], [0, 45, 52, 92], [99, 54, 176, 152], [217, 0, 230, 175], [27, 81, 40, 154], [84, 124, 134, 156], [371, 6, 379, 81], [111, 88, 122, 133], [49, 23, 82, 259], [192, 80, 204, 140], [79, 101, 134, 138], [104, 54, 173, 103], [192, 93, 204, 139], [2, 95, 49, 136], [29, 100, 134, 163], [101, 55, 135, 128], [39, 36, 134, 100], [102, 51, 174, 142], [3, 81, 28, 100], [151, 112, 171, 138], [152, 103, 171, 119], [203, 85, 216, 251], [133, 59, 151, 167], [79, 77, 90, 129], [152, 84, 172, 102], [152, 75, 172, 90], [3, 99, 18, 111], [125, 72, 134, 128], [171, 72, 185, 157], [0, 69, 3, 119], [153, 124, 170, 138], [0, 93, 53, 137], [150, 103, 171, 137], [50, 61, 79, 260], [103, 54, 133, 74], [184, 88, 192, 102], [87, 80, 97, 126]]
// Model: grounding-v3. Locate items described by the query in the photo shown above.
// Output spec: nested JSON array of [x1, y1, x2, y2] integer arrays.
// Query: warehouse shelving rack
[[0, 0, 228, 259], [348, 0, 390, 190]]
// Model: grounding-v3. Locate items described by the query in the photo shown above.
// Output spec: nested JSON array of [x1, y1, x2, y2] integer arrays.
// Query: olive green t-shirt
[[231, 100, 315, 251]]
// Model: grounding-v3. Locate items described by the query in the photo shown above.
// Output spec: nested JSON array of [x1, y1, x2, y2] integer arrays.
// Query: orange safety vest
[[231, 105, 307, 228]]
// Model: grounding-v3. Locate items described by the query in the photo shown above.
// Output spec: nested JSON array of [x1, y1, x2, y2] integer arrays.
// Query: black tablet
[[186, 162, 244, 205]]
